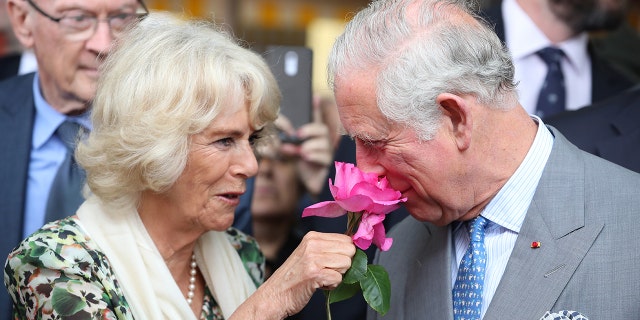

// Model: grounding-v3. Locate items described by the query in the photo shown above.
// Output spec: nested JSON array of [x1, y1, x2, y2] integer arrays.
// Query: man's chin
[[404, 202, 447, 225], [72, 81, 98, 104]]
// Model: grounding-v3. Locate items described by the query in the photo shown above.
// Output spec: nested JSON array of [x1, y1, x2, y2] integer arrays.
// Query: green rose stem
[[325, 292, 332, 320], [302, 162, 399, 319], [346, 211, 362, 237], [322, 211, 391, 319], [324, 212, 362, 320]]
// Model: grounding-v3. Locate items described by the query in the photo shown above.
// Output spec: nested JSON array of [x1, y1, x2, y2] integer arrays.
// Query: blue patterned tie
[[535, 47, 566, 119], [453, 216, 489, 320]]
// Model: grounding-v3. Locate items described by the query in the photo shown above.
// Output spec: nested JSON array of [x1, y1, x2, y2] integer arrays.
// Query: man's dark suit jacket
[[546, 85, 640, 174], [480, 2, 635, 106], [0, 73, 35, 319], [0, 53, 22, 81]]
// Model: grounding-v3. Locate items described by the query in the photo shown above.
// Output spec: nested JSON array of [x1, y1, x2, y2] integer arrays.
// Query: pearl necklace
[[186, 253, 197, 304]]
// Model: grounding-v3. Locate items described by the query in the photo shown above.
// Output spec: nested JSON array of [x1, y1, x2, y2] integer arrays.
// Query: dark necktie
[[535, 47, 566, 119], [452, 216, 489, 320], [45, 121, 85, 222]]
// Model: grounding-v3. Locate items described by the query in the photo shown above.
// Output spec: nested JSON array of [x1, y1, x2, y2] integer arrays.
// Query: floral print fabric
[[4, 217, 264, 319]]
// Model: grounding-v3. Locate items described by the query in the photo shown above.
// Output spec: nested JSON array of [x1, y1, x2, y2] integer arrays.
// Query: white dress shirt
[[18, 50, 37, 75], [502, 0, 592, 114], [452, 116, 554, 318]]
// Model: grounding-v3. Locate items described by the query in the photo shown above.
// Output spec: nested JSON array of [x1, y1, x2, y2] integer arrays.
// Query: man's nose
[[355, 148, 386, 177], [85, 20, 115, 54]]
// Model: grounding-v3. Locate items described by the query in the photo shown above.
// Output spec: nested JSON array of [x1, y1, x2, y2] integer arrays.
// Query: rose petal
[[303, 161, 407, 253], [361, 170, 380, 185], [301, 201, 347, 218], [350, 182, 404, 202], [333, 162, 354, 193], [370, 201, 403, 215], [328, 180, 348, 200], [353, 236, 372, 251], [376, 176, 393, 189], [372, 222, 393, 251], [336, 194, 375, 213], [361, 212, 386, 226], [352, 213, 387, 250]]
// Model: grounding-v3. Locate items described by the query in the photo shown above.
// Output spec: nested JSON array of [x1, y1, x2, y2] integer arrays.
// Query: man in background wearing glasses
[[0, 0, 147, 317]]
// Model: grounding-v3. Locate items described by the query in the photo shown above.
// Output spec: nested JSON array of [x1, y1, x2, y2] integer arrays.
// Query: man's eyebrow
[[348, 131, 379, 143]]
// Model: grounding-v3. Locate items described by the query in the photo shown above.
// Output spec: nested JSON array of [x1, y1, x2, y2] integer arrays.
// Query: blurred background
[[1, 0, 373, 96], [2, 0, 640, 94], [140, 0, 373, 95]]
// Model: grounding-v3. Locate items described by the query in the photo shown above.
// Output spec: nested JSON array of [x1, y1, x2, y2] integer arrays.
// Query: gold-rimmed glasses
[[25, 0, 149, 41]]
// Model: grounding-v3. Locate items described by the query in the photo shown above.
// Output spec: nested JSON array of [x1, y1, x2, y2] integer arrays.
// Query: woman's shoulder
[[5, 216, 105, 278], [5, 217, 134, 319], [10, 216, 95, 249]]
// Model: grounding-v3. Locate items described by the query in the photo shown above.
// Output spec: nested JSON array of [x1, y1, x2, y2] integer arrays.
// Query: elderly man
[[328, 0, 640, 319], [0, 0, 147, 316]]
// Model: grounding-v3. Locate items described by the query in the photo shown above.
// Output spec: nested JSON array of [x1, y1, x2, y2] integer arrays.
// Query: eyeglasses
[[25, 0, 149, 41]]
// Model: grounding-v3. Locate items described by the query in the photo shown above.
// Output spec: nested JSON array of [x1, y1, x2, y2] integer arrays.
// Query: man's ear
[[7, 0, 35, 49], [436, 92, 472, 151]]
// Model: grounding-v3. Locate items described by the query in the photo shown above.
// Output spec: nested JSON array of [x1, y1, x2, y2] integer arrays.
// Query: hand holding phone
[[264, 46, 313, 129]]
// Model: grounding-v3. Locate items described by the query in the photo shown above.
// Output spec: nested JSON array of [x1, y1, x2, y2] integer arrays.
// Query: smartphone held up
[[264, 45, 313, 145]]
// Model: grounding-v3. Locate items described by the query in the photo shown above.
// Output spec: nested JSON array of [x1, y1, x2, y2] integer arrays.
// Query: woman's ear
[[436, 92, 472, 151], [7, 0, 35, 49]]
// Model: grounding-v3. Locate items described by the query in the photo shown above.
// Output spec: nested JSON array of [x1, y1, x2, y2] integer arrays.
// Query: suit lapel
[[594, 91, 640, 172], [405, 222, 454, 319], [484, 129, 603, 319]]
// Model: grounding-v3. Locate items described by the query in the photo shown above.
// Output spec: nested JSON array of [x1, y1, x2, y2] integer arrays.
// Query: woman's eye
[[214, 138, 234, 147], [249, 132, 262, 147]]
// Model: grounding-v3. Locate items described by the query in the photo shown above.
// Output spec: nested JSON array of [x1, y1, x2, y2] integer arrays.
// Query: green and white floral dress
[[4, 217, 264, 320]]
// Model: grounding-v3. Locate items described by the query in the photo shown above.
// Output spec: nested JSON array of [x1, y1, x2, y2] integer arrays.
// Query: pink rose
[[302, 162, 406, 251]]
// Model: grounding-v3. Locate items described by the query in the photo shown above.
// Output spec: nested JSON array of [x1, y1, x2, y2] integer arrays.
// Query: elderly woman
[[4, 12, 355, 320]]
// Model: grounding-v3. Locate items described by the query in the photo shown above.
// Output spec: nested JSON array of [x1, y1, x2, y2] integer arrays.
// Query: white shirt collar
[[31, 73, 92, 149], [480, 116, 554, 233]]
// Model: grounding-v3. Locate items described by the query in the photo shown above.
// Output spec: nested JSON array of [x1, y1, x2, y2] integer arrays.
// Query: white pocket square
[[539, 310, 589, 320]]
